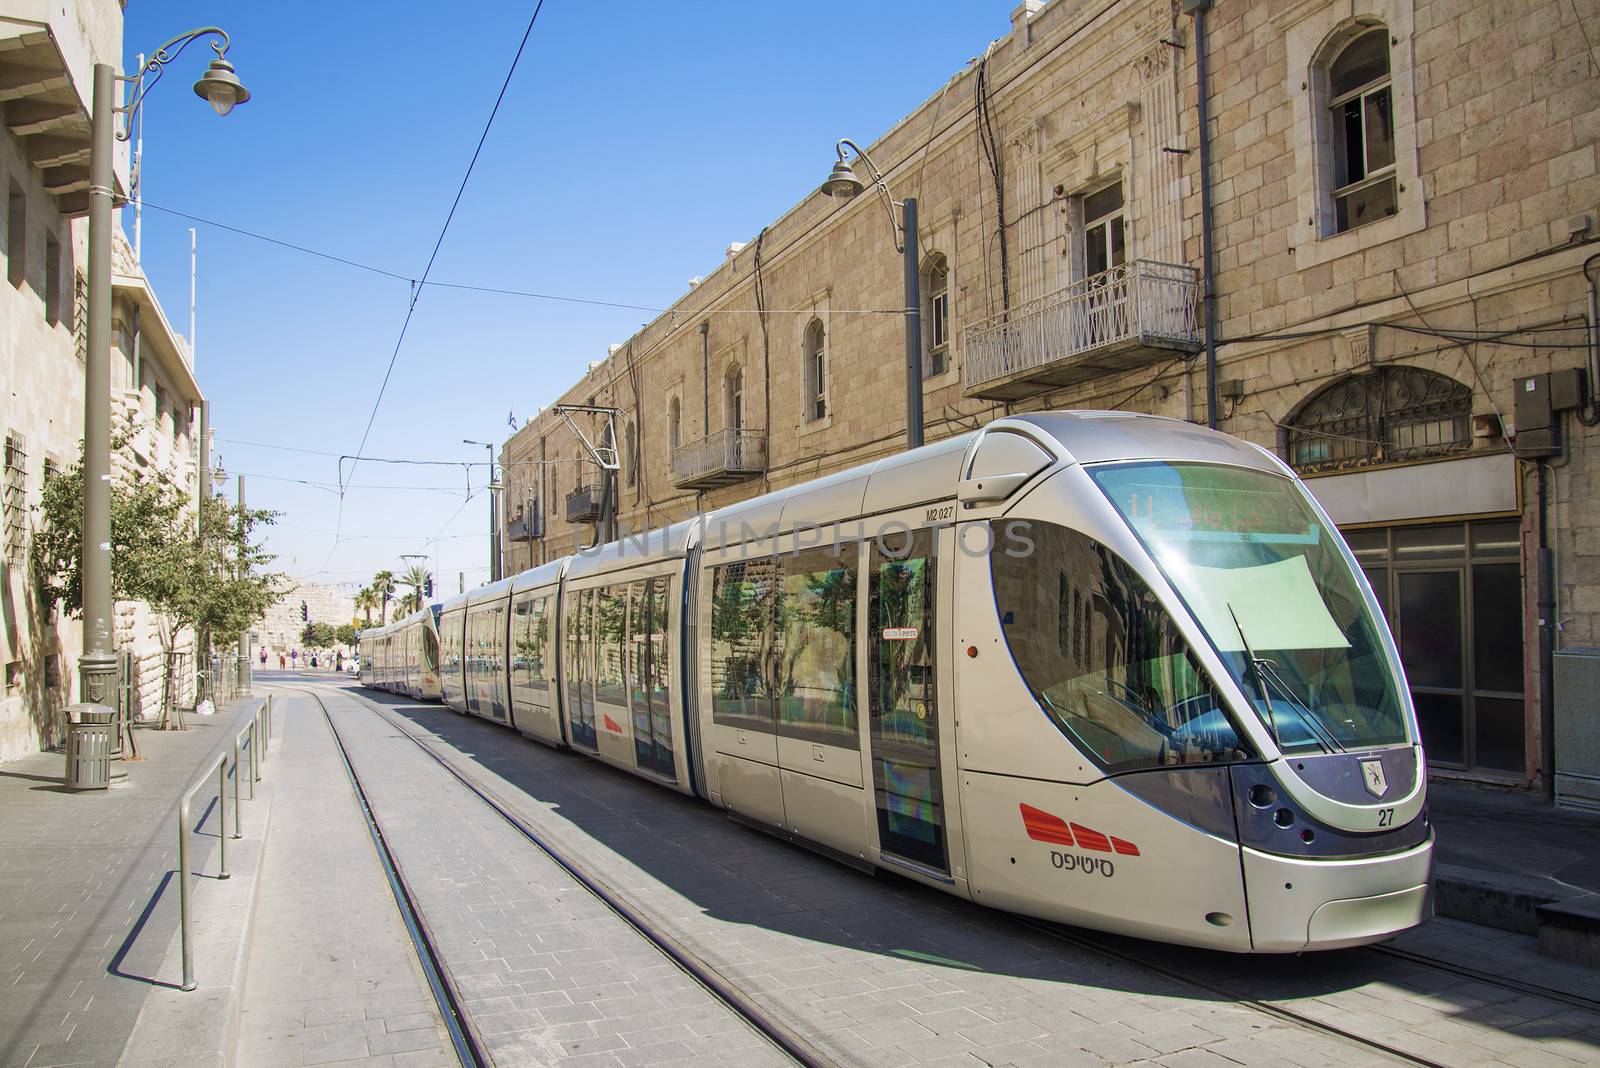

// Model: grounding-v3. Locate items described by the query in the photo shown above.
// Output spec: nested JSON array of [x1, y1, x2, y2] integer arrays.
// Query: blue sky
[[123, 1, 1006, 594]]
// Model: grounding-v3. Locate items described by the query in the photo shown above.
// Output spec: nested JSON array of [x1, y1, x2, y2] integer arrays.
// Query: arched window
[[668, 397, 681, 451], [625, 421, 637, 487], [922, 253, 950, 377], [724, 367, 744, 430], [1324, 27, 1396, 234], [803, 318, 826, 422], [1284, 366, 1472, 472]]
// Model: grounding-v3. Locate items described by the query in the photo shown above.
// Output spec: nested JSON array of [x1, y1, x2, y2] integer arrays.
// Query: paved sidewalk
[[0, 700, 262, 1068], [233, 689, 452, 1067], [1430, 780, 1600, 898]]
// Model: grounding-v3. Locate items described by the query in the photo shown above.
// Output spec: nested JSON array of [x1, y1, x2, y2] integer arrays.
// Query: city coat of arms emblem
[[1360, 758, 1389, 798]]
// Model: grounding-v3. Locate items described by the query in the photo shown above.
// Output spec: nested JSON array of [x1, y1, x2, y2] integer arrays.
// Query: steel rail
[[300, 682, 838, 1068], [1362, 943, 1600, 1015], [288, 686, 487, 1068], [1010, 916, 1453, 1068]]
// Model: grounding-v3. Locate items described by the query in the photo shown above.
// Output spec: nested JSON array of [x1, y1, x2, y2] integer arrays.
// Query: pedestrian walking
[[291, 649, 298, 667], [310, 653, 318, 669], [336, 650, 344, 673], [278, 652, 286, 670], [260, 648, 267, 667]]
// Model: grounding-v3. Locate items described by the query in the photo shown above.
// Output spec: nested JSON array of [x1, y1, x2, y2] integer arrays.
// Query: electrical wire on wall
[[753, 227, 773, 493], [975, 41, 1010, 314]]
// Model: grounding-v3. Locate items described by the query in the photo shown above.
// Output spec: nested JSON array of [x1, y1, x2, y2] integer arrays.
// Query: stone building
[[500, 0, 1599, 800], [1, 1, 207, 761], [251, 580, 358, 660]]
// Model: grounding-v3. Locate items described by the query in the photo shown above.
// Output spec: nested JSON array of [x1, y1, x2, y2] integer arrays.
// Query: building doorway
[[1343, 519, 1525, 774]]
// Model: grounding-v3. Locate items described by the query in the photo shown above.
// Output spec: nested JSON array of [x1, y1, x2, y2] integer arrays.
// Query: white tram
[[370, 412, 1433, 952], [357, 605, 443, 700]]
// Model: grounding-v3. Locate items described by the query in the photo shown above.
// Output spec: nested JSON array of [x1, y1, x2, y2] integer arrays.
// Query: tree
[[398, 563, 431, 616], [302, 621, 336, 649], [372, 570, 396, 623], [33, 457, 289, 721], [335, 623, 359, 647], [353, 586, 378, 625], [395, 590, 422, 616]]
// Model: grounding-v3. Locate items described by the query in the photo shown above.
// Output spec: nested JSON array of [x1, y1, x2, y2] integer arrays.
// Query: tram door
[[868, 529, 947, 872]]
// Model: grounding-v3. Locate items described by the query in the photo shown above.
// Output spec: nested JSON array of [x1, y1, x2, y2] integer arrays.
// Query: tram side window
[[595, 585, 628, 711], [710, 559, 778, 732], [647, 577, 673, 772], [566, 588, 596, 747], [991, 520, 1248, 773], [776, 545, 858, 748]]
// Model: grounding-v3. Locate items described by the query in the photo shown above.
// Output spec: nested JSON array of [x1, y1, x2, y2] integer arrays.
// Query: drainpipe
[[1537, 460, 1555, 801], [1184, 0, 1220, 428], [699, 322, 710, 438]]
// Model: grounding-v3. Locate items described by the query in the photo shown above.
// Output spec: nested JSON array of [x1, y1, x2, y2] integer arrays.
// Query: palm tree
[[354, 586, 379, 626], [395, 590, 422, 615], [372, 570, 396, 623], [399, 563, 432, 616]]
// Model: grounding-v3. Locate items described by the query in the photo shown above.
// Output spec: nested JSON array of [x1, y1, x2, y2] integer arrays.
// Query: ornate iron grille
[[1286, 367, 1471, 473]]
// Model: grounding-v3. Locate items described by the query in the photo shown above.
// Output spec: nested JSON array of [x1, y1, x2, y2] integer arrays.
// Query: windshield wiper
[[1227, 604, 1280, 748], [1226, 603, 1344, 754]]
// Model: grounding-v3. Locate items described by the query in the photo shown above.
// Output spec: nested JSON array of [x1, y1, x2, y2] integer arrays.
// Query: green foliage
[[353, 586, 379, 624], [335, 623, 360, 647], [31, 456, 289, 657], [398, 563, 431, 618], [371, 569, 396, 622], [301, 621, 337, 648]]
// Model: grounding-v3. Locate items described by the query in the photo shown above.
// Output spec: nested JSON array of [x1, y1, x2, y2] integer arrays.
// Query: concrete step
[[1433, 862, 1600, 967]]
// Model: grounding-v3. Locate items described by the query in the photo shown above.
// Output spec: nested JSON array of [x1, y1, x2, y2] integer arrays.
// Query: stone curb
[[1434, 862, 1600, 966]]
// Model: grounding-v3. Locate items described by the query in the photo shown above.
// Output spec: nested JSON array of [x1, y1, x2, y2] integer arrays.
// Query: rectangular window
[[4, 432, 26, 565], [812, 353, 826, 420], [44, 233, 60, 325], [6, 182, 24, 289], [775, 545, 858, 749], [710, 559, 778, 733], [627, 577, 674, 776], [565, 588, 596, 748], [1083, 183, 1126, 279]]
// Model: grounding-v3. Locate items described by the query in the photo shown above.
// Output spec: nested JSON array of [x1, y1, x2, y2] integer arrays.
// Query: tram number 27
[[1377, 807, 1395, 827]]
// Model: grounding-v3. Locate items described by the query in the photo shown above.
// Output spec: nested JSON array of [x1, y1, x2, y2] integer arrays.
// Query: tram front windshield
[[1092, 461, 1409, 754]]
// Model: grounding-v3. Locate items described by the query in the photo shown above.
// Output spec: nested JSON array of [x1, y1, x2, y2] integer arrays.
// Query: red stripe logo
[[1019, 804, 1140, 856], [603, 713, 622, 733]]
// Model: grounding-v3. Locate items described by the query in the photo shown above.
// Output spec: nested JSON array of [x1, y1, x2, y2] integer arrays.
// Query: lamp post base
[[79, 652, 119, 707]]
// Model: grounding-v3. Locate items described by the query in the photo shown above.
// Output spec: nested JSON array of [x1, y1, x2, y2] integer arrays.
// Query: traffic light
[[424, 577, 433, 598], [300, 600, 308, 621]]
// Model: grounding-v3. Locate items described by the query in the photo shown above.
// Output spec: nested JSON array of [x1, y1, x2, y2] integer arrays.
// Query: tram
[[368, 411, 1433, 952], [357, 604, 443, 701]]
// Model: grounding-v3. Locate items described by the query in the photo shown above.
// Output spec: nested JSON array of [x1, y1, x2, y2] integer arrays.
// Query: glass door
[[868, 529, 946, 871]]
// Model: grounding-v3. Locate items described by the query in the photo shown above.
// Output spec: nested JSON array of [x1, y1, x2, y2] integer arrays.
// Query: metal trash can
[[64, 703, 117, 790]]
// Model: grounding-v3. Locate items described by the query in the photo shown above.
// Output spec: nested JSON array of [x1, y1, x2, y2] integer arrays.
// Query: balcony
[[962, 260, 1201, 400], [506, 510, 542, 542], [565, 485, 600, 524], [672, 428, 768, 490]]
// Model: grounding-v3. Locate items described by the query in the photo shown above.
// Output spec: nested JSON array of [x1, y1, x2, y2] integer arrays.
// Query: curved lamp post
[[78, 29, 250, 706], [820, 138, 922, 449]]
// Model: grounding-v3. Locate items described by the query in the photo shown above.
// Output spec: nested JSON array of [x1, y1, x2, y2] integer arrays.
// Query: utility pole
[[236, 475, 247, 663]]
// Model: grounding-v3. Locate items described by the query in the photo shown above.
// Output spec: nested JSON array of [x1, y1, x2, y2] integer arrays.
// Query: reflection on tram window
[[870, 529, 945, 870], [565, 588, 597, 748], [776, 546, 858, 749], [1093, 462, 1409, 754], [594, 585, 629, 725], [991, 520, 1246, 773], [627, 578, 674, 776], [710, 560, 778, 732]]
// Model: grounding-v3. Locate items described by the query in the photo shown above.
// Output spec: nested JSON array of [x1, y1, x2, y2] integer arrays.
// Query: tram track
[[1361, 942, 1600, 1015], [286, 683, 839, 1068], [1008, 916, 1459, 1068], [295, 682, 1597, 1068]]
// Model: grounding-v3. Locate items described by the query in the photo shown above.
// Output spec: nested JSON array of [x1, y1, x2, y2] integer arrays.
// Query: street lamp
[[78, 29, 250, 706], [464, 440, 501, 583], [820, 138, 923, 450]]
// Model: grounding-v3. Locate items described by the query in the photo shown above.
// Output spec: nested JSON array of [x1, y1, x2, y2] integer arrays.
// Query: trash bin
[[64, 703, 117, 790]]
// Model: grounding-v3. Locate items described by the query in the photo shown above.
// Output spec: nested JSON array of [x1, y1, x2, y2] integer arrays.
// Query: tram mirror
[[958, 471, 1033, 505]]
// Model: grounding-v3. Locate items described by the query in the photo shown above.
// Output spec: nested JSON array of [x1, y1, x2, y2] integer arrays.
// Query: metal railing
[[176, 694, 273, 991], [671, 427, 768, 489], [962, 260, 1201, 395], [565, 485, 600, 523], [199, 654, 253, 706], [506, 511, 543, 541]]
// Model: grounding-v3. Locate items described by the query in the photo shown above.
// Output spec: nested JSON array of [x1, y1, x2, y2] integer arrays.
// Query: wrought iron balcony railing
[[671, 427, 768, 490], [565, 485, 600, 523], [962, 260, 1201, 400], [505, 510, 542, 541]]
